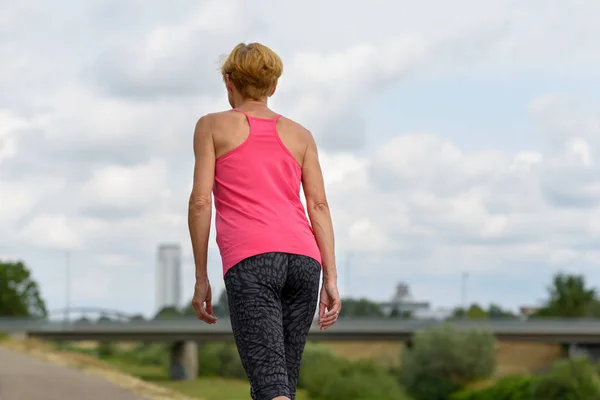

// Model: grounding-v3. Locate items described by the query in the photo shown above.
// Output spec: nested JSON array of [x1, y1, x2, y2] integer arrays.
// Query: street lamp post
[[345, 252, 352, 296], [65, 251, 71, 323], [461, 271, 469, 312]]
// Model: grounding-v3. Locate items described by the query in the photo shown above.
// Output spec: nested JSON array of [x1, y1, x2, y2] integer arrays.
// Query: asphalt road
[[0, 347, 145, 400]]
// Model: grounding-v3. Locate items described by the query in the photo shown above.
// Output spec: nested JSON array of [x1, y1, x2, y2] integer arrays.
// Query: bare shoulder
[[196, 111, 231, 127], [195, 111, 241, 134], [279, 115, 314, 142]]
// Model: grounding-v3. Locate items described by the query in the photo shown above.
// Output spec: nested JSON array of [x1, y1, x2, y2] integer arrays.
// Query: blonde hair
[[221, 42, 283, 100]]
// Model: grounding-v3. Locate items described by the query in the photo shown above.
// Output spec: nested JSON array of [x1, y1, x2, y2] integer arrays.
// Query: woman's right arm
[[301, 131, 337, 284]]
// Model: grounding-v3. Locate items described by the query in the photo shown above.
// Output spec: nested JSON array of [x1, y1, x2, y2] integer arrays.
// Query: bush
[[319, 360, 412, 400], [197, 342, 225, 376], [450, 375, 535, 400], [401, 324, 496, 400], [298, 343, 345, 394], [96, 342, 117, 358], [197, 342, 246, 379], [299, 343, 410, 400], [532, 357, 600, 400], [453, 358, 600, 400], [196, 340, 412, 399], [125, 343, 169, 366], [218, 343, 247, 378]]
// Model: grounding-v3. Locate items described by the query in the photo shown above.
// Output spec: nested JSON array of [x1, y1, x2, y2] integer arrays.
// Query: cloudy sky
[[1, 0, 600, 318]]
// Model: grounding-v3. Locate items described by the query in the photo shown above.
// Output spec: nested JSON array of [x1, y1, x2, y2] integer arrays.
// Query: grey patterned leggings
[[224, 252, 321, 400]]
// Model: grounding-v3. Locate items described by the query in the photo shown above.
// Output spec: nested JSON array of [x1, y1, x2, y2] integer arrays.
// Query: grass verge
[[103, 355, 310, 400]]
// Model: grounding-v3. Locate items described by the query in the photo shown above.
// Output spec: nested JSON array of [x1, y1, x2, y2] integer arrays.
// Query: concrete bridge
[[4, 316, 600, 380], [5, 318, 600, 343]]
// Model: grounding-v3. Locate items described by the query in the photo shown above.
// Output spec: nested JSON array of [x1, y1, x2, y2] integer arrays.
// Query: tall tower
[[156, 243, 182, 311]]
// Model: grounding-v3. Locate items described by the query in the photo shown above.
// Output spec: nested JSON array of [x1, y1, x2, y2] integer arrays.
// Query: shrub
[[197, 342, 245, 378], [126, 343, 169, 366], [450, 375, 535, 400], [532, 357, 600, 400], [401, 324, 496, 400], [96, 342, 117, 358], [197, 342, 224, 376], [217, 343, 246, 378], [319, 359, 412, 400], [298, 343, 345, 396], [299, 343, 410, 400]]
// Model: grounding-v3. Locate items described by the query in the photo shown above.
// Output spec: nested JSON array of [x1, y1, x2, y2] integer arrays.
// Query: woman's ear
[[225, 74, 233, 92]]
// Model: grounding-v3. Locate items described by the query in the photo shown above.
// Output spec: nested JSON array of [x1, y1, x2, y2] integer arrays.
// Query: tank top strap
[[232, 108, 249, 117], [233, 109, 281, 122], [232, 109, 255, 132], [233, 109, 281, 137]]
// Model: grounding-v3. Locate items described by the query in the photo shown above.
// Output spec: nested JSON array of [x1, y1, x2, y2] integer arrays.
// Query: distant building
[[156, 244, 182, 311], [378, 282, 431, 317], [519, 306, 542, 319]]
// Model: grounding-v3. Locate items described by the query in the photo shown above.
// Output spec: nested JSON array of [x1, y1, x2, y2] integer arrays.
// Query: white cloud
[[17, 214, 82, 250], [0, 180, 35, 224], [79, 158, 169, 213], [0, 111, 32, 162], [276, 39, 430, 150]]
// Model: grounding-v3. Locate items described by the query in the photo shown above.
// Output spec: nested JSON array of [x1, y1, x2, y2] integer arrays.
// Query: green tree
[[389, 307, 413, 318], [182, 302, 195, 317], [154, 306, 181, 319], [451, 304, 491, 319], [0, 260, 47, 317], [467, 304, 488, 319], [536, 273, 598, 318], [182, 288, 229, 318], [339, 298, 384, 318], [452, 307, 467, 318], [75, 316, 91, 326], [97, 315, 113, 323], [487, 303, 516, 319], [130, 314, 146, 322]]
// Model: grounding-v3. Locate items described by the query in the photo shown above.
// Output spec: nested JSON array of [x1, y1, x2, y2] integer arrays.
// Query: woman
[[188, 42, 341, 400]]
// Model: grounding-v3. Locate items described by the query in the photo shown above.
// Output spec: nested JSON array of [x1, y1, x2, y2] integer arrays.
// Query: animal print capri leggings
[[224, 252, 321, 400]]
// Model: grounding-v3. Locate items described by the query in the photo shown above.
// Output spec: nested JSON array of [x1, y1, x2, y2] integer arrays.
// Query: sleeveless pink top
[[213, 109, 322, 276]]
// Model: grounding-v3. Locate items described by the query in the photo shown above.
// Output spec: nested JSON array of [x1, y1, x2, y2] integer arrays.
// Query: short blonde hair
[[221, 42, 283, 100]]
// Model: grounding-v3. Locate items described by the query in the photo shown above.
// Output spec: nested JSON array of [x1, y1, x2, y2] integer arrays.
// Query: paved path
[[0, 347, 145, 400]]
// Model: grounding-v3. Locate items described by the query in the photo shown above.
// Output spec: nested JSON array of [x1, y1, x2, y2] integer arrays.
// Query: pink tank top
[[213, 109, 322, 276]]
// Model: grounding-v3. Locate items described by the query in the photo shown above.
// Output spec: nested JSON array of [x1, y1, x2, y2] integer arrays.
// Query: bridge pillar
[[568, 343, 600, 361], [169, 341, 198, 380]]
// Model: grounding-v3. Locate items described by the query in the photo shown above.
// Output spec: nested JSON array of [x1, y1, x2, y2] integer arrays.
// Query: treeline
[[4, 257, 600, 322], [151, 272, 600, 322]]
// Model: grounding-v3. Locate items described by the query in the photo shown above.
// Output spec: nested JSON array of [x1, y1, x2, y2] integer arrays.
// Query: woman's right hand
[[318, 280, 342, 330]]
